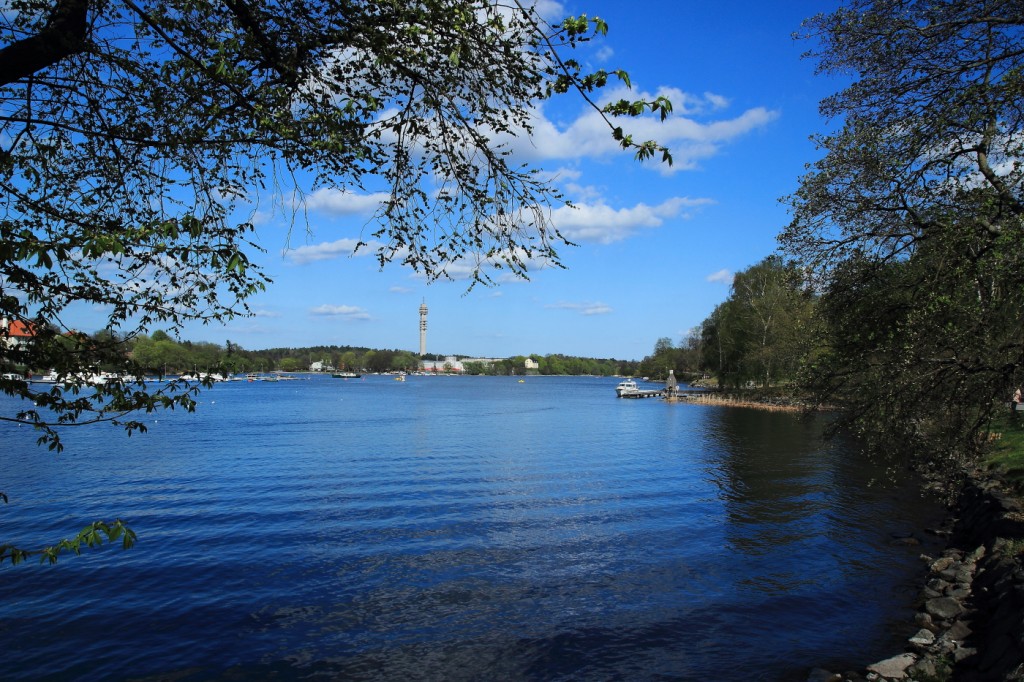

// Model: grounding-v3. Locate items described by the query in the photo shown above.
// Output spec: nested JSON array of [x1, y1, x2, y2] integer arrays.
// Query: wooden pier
[[618, 388, 707, 400], [619, 388, 665, 399], [616, 372, 709, 400]]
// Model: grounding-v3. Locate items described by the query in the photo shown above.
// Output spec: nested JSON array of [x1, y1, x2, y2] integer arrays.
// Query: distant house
[[524, 358, 539, 371], [1, 317, 36, 350], [309, 360, 334, 372]]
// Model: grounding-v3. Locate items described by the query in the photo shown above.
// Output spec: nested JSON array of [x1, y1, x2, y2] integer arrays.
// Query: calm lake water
[[0, 375, 943, 681]]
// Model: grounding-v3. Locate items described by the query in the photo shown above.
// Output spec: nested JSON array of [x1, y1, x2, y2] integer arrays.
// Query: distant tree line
[[460, 355, 634, 377], [126, 336, 424, 375], [25, 331, 639, 378]]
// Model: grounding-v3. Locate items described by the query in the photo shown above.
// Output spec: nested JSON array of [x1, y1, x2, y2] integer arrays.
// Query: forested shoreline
[[59, 329, 641, 378]]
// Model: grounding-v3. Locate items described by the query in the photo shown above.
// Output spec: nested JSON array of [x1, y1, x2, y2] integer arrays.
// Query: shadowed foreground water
[[0, 375, 943, 680]]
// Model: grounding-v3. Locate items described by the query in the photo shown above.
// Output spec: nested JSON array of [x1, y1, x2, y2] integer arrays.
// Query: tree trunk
[[0, 0, 90, 87]]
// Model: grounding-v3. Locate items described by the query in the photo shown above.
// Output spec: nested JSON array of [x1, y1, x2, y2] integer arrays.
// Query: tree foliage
[[782, 0, 1024, 271], [634, 333, 701, 381], [0, 0, 673, 563], [782, 0, 1024, 474], [802, 212, 1024, 476], [699, 257, 813, 388], [0, 519, 136, 566]]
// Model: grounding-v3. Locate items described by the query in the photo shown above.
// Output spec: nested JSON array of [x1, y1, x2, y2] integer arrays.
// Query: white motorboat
[[181, 372, 229, 382], [615, 379, 639, 397]]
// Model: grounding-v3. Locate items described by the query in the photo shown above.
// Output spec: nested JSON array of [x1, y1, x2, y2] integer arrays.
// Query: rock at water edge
[[924, 596, 964, 620], [866, 653, 917, 679]]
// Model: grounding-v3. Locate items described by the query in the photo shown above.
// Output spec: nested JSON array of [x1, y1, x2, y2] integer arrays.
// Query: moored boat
[[180, 372, 230, 382], [615, 379, 639, 397]]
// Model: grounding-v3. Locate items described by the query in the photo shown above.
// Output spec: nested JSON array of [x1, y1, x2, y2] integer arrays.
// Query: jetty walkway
[[618, 388, 706, 400]]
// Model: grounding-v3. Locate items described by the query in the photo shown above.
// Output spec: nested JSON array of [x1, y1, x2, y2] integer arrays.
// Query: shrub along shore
[[667, 390, 808, 413], [664, 382, 816, 413]]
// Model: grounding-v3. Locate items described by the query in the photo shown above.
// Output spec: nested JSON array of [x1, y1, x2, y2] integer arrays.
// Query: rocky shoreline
[[809, 475, 1024, 681]]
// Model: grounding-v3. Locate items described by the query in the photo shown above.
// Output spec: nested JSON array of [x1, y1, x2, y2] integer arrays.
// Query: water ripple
[[0, 377, 943, 681]]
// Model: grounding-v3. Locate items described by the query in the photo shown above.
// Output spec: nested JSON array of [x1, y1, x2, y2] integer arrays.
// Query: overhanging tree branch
[[0, 0, 90, 86], [0, 0, 674, 565]]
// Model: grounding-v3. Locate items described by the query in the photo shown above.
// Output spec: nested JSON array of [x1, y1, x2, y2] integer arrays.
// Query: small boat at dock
[[614, 379, 666, 399], [615, 379, 639, 397]]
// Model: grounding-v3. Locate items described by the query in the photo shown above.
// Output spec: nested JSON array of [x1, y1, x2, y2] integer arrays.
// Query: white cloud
[[377, 85, 772, 175], [321, 195, 711, 280], [551, 196, 712, 244], [402, 246, 556, 284], [546, 301, 613, 316], [537, 166, 582, 184], [309, 304, 371, 320], [531, 0, 564, 20], [283, 238, 367, 265], [501, 86, 779, 172], [249, 209, 276, 227], [651, 88, 730, 116], [707, 269, 734, 284], [389, 285, 414, 294], [703, 92, 730, 110], [251, 309, 281, 318], [594, 45, 614, 63], [301, 188, 389, 215]]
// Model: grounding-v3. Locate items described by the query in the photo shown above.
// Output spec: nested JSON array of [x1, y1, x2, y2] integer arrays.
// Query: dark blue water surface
[[0, 375, 943, 680]]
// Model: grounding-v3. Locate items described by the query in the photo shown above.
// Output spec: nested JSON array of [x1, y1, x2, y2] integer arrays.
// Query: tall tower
[[419, 299, 428, 356]]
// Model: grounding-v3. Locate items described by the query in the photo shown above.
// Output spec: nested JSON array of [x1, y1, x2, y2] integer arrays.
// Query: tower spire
[[419, 299, 428, 357]]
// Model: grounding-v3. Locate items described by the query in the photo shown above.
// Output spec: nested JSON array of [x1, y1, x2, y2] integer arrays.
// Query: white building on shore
[[421, 356, 466, 373]]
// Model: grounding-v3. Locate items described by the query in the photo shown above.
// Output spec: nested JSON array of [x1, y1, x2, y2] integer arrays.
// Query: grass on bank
[[985, 410, 1024, 493]]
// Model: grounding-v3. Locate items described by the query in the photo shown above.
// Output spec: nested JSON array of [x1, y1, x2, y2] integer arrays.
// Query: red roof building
[[8, 320, 35, 338], [3, 318, 37, 349]]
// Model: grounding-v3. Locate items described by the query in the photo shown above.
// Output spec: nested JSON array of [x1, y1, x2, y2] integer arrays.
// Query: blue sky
[[181, 1, 842, 361]]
